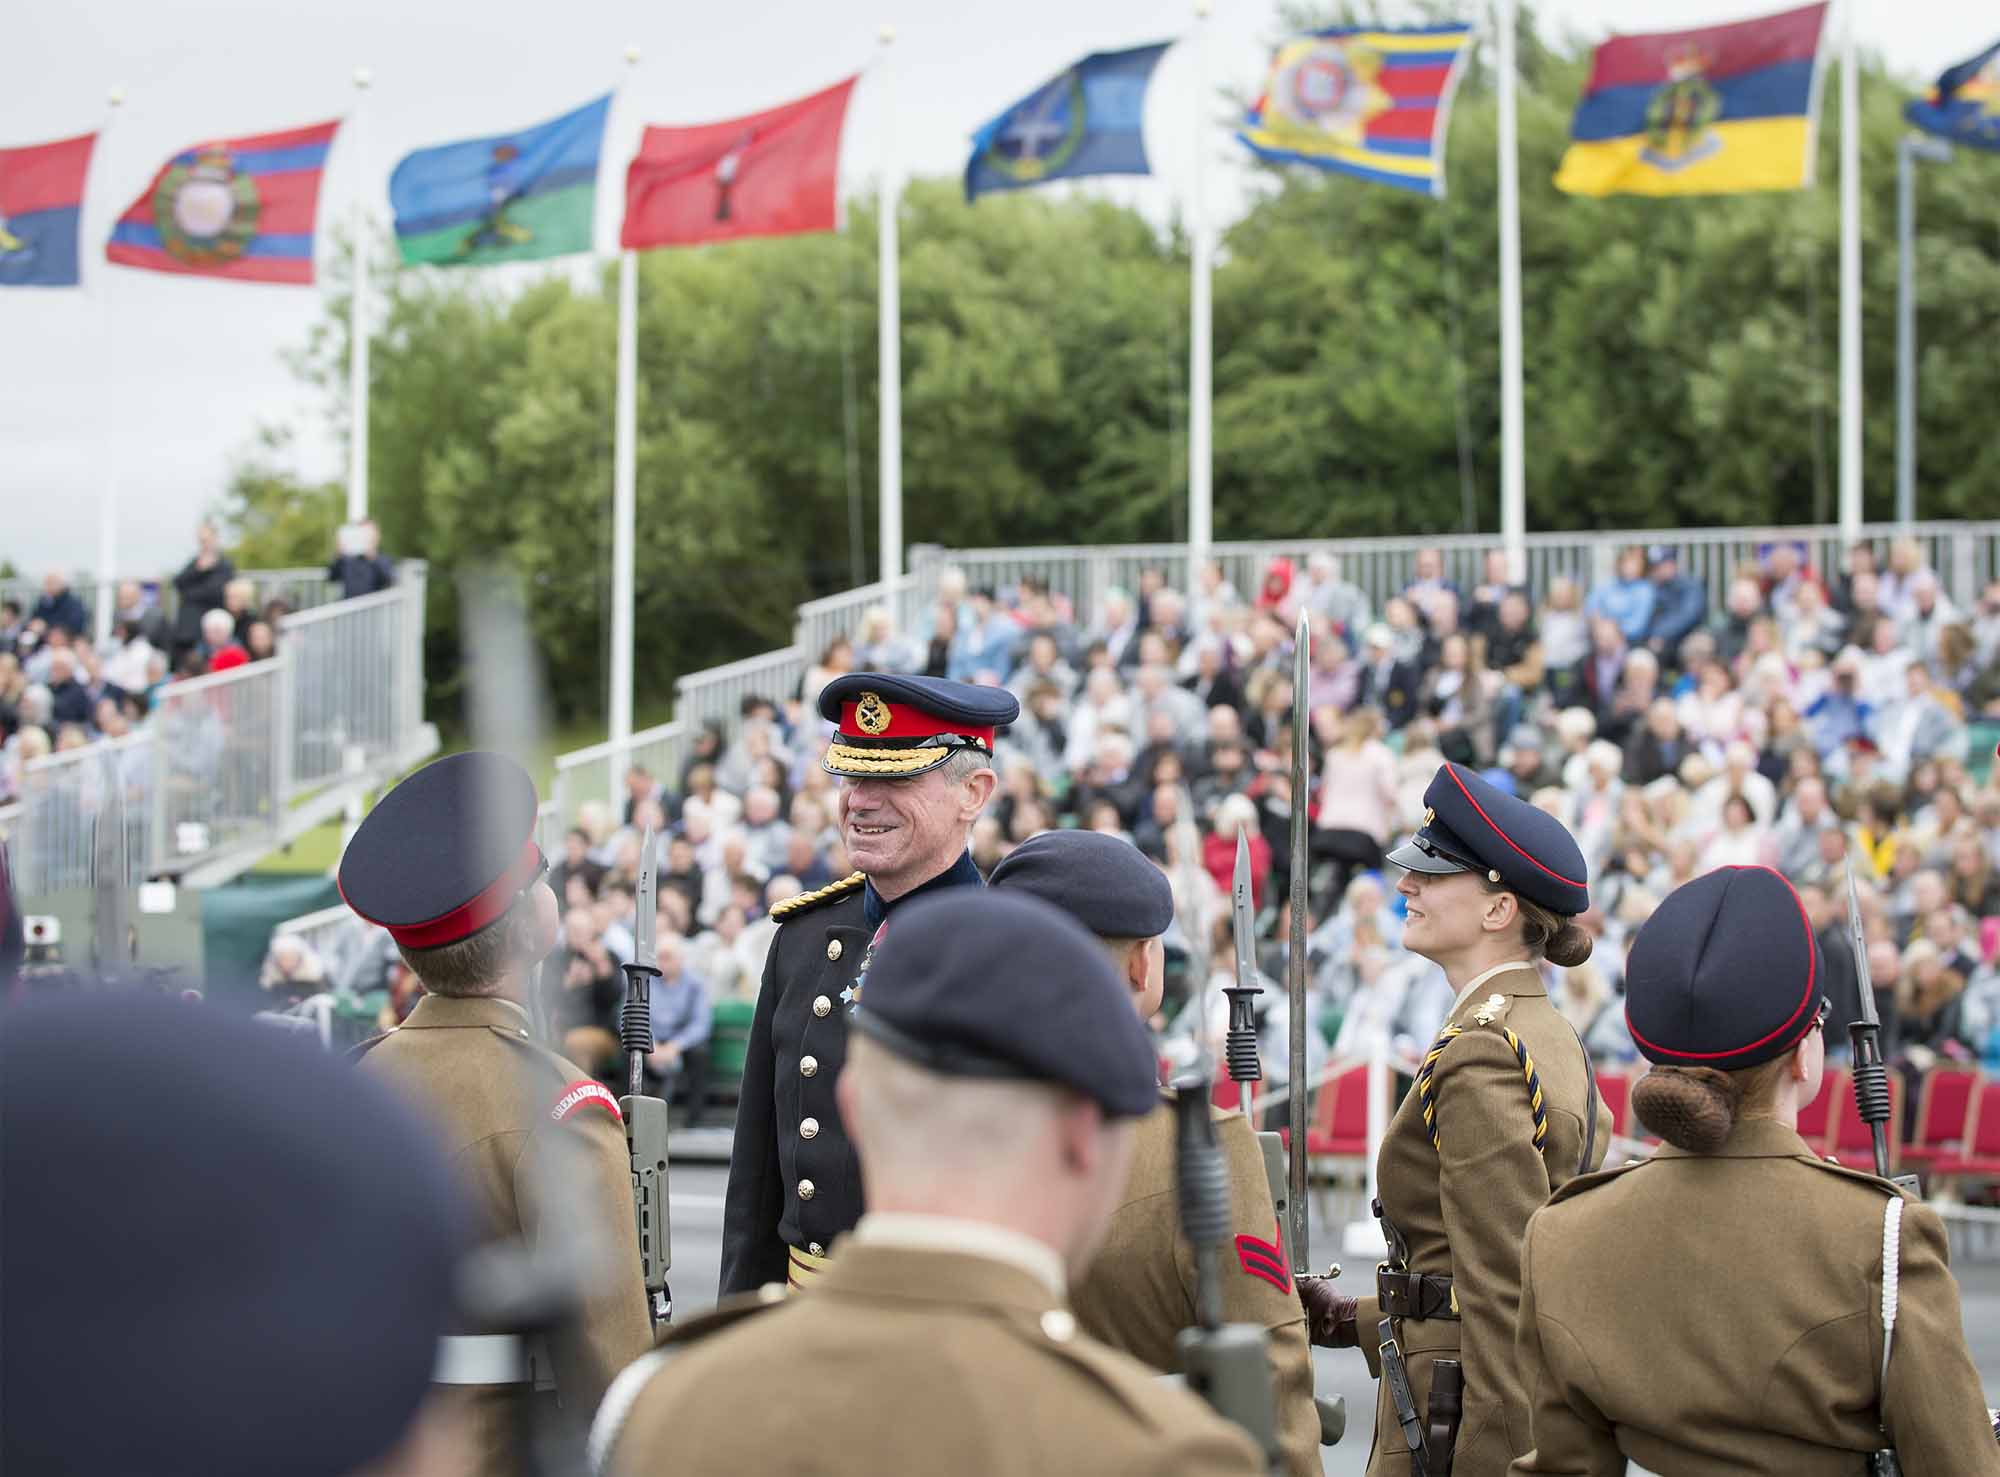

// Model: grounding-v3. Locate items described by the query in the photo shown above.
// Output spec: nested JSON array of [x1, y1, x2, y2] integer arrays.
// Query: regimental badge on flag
[[106, 119, 340, 284], [391, 95, 610, 267], [1906, 38, 2000, 154], [0, 132, 96, 288], [1237, 25, 1471, 197], [622, 76, 856, 250], [964, 43, 1169, 202], [1553, 1, 1830, 198]]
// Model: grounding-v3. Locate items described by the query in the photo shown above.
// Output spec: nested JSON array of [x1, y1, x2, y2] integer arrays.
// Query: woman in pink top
[[1313, 707, 1399, 901]]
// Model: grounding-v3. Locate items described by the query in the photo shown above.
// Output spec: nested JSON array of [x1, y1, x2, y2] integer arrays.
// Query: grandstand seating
[[1934, 1078, 2000, 1194], [1903, 1067, 1981, 1179]]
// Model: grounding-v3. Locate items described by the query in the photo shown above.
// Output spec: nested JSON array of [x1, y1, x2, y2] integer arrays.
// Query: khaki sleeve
[[1878, 1201, 2000, 1474], [517, 1108, 655, 1413], [1507, 1213, 1623, 1476], [1353, 1293, 1383, 1378], [1209, 1117, 1322, 1477], [1433, 1027, 1555, 1454]]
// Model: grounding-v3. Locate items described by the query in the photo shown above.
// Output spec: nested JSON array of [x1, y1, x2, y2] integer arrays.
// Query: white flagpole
[[610, 45, 642, 806], [92, 88, 125, 650], [877, 24, 904, 584], [1837, 0, 1862, 547], [347, 68, 372, 525], [1496, 0, 1526, 584], [1188, 0, 1214, 583]]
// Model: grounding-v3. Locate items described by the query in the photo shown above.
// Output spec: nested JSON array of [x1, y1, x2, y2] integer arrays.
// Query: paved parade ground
[[663, 1162, 2000, 1476]]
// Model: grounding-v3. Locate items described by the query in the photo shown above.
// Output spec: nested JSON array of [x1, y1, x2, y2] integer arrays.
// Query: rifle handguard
[[1221, 985, 1263, 1085]]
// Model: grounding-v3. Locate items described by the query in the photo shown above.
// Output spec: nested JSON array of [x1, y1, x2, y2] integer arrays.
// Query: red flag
[[621, 76, 856, 249]]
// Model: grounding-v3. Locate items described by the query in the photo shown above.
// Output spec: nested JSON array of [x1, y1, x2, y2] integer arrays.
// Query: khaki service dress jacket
[[596, 1235, 1265, 1477], [1072, 1096, 1323, 1476], [1351, 964, 1610, 1477], [358, 993, 652, 1476], [1509, 1116, 2000, 1476]]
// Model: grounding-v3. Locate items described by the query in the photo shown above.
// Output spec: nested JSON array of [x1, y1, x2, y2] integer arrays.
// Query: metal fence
[[793, 578, 923, 669], [551, 719, 691, 837], [6, 564, 431, 899], [0, 566, 342, 639], [282, 571, 427, 798]]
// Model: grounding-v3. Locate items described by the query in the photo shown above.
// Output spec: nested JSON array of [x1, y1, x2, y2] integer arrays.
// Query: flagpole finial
[[878, 23, 896, 46], [352, 66, 372, 90], [106, 86, 125, 108], [623, 43, 642, 66]]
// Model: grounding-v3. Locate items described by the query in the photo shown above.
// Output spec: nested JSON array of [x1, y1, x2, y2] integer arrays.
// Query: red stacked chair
[[1934, 1078, 2000, 1195], [1277, 1062, 1376, 1179], [1796, 1068, 1846, 1157], [1595, 1067, 1633, 1139], [1900, 1068, 1982, 1181], [1825, 1070, 1904, 1173]]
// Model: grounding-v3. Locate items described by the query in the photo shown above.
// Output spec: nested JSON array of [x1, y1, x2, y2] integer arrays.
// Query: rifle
[[1286, 611, 1311, 1275], [1170, 1063, 1279, 1471], [1844, 857, 1918, 1195], [619, 827, 674, 1330]]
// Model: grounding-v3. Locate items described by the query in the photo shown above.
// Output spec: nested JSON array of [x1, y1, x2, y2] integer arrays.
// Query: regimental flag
[[965, 43, 1169, 202], [1554, 2, 1829, 198], [1237, 26, 1471, 197], [106, 119, 340, 284], [622, 76, 856, 249], [1906, 38, 2000, 153], [0, 132, 95, 287], [391, 95, 610, 266]]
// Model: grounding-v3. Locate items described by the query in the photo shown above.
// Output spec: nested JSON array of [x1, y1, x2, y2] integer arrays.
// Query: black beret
[[851, 889, 1159, 1117], [1, 994, 466, 1476], [338, 751, 545, 948], [987, 829, 1174, 939], [1625, 865, 1827, 1072], [818, 672, 1021, 779], [1387, 761, 1589, 915]]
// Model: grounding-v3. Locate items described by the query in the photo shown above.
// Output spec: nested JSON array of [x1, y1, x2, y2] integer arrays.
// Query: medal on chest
[[841, 919, 890, 1011]]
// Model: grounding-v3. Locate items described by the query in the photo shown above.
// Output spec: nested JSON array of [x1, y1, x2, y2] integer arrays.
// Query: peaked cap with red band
[[337, 751, 546, 950], [1624, 865, 1826, 1073], [818, 672, 1019, 780], [1388, 761, 1590, 915]]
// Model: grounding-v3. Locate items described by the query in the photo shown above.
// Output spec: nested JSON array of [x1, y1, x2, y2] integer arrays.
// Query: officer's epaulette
[[1467, 992, 1513, 1028], [770, 871, 865, 922], [1802, 1152, 1918, 1201], [1545, 1155, 1649, 1206], [346, 1029, 394, 1061]]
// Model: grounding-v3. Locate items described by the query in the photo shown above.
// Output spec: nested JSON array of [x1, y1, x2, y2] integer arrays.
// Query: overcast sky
[[2, 1, 1988, 579]]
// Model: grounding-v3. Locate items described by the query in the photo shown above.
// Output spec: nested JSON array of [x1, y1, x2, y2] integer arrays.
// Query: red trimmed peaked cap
[[1388, 761, 1589, 916], [1624, 865, 1826, 1073], [338, 752, 545, 950]]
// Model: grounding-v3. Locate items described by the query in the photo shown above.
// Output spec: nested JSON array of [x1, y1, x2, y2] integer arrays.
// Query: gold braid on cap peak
[[822, 742, 953, 775], [769, 872, 866, 922]]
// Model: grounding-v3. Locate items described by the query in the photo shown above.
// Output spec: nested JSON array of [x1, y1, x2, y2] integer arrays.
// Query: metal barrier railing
[[793, 577, 922, 670], [7, 564, 431, 899], [0, 567, 344, 638], [674, 645, 807, 737], [282, 573, 426, 798], [551, 719, 690, 836]]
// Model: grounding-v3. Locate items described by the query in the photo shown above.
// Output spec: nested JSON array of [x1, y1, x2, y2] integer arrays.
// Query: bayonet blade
[[1845, 850, 1878, 1029], [634, 826, 659, 973], [1231, 827, 1257, 992]]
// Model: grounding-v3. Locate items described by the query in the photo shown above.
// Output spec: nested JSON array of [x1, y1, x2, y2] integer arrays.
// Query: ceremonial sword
[[1287, 610, 1311, 1275]]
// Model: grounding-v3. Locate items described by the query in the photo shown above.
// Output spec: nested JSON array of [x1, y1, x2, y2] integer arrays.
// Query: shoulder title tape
[[552, 1080, 624, 1126]]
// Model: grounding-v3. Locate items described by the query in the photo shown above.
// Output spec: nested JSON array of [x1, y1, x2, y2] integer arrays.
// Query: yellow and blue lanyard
[[1415, 1022, 1548, 1152]]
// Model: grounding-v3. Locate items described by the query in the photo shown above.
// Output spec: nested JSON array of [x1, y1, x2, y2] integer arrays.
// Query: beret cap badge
[[855, 691, 892, 735]]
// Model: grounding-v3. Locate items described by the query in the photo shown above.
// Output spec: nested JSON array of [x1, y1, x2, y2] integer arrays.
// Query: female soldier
[[1509, 865, 2000, 1474], [1299, 761, 1609, 1476]]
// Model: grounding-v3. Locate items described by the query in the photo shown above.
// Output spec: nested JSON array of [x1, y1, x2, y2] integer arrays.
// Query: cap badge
[[855, 691, 891, 735]]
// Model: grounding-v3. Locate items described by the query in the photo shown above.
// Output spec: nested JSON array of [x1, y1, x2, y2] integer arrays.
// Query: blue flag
[[1905, 38, 2000, 152], [965, 43, 1169, 202], [390, 95, 609, 266]]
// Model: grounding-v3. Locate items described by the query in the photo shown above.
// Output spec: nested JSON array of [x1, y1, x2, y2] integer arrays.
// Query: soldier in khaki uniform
[[989, 828, 1325, 1476], [1299, 761, 1610, 1477], [340, 752, 653, 1476], [1510, 864, 2000, 1476], [593, 890, 1264, 1476]]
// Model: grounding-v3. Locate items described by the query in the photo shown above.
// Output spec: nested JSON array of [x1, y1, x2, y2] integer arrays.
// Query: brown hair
[[1631, 1058, 1790, 1153], [394, 900, 528, 997], [1477, 875, 1593, 967]]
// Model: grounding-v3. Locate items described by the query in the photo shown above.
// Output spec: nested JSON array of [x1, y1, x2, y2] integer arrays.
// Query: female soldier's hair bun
[[1544, 922, 1594, 969], [1631, 1066, 1744, 1153]]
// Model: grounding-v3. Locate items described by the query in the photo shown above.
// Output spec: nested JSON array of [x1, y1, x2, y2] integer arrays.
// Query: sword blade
[[1288, 610, 1312, 1273]]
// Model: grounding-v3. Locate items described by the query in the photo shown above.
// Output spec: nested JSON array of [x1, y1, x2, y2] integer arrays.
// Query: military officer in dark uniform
[[1298, 761, 1610, 1477], [989, 828, 1325, 1475], [594, 889, 1264, 1476], [340, 751, 652, 1476], [1511, 865, 2000, 1475], [720, 673, 1019, 1295]]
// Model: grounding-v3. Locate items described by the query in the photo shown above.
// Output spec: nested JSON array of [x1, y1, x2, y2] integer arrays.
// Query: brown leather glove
[[1296, 1274, 1359, 1348]]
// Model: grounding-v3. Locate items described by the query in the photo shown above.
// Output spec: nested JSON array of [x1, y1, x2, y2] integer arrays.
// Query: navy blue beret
[[987, 829, 1174, 940], [1625, 865, 1826, 1072], [338, 751, 545, 948], [819, 672, 1021, 779], [851, 889, 1160, 1117], [1387, 761, 1590, 915], [1, 994, 467, 1476]]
